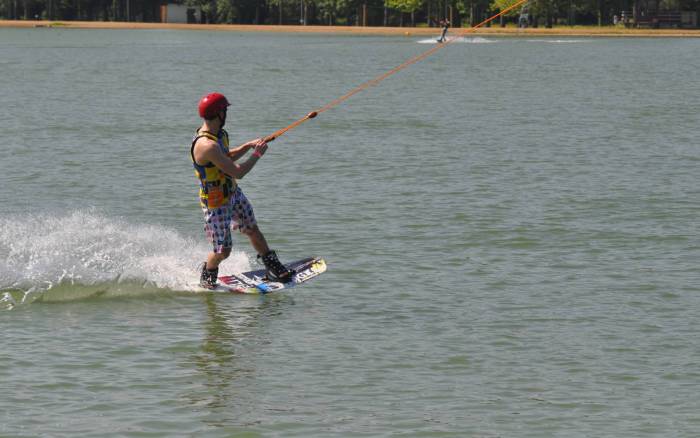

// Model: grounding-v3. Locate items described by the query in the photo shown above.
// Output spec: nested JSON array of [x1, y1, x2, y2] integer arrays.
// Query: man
[[437, 19, 450, 43], [191, 92, 293, 289]]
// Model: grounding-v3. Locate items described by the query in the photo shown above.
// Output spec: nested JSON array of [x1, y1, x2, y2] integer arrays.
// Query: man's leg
[[229, 189, 270, 256], [231, 188, 292, 281], [242, 225, 270, 256], [200, 203, 233, 288], [242, 225, 292, 281], [207, 248, 231, 270]]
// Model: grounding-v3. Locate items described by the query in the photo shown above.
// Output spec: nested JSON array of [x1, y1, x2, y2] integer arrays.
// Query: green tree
[[385, 0, 422, 24], [317, 0, 349, 24], [490, 0, 521, 13], [457, 0, 492, 25], [490, 0, 519, 25]]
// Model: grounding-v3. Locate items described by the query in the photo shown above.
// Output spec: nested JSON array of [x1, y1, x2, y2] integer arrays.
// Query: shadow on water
[[187, 292, 293, 423]]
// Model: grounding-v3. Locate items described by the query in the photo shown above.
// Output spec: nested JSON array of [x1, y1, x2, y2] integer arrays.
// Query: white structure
[[161, 4, 201, 24]]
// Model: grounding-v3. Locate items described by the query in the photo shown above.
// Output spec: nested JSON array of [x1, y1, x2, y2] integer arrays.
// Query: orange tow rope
[[262, 0, 529, 144]]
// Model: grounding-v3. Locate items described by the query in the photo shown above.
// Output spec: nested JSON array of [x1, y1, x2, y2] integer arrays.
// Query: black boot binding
[[259, 250, 294, 282], [199, 262, 218, 289]]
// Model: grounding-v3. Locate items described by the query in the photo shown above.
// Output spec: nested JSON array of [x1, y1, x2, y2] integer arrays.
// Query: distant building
[[160, 4, 201, 23], [628, 0, 698, 29]]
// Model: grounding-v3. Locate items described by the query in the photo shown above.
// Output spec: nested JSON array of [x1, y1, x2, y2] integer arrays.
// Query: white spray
[[0, 211, 251, 305]]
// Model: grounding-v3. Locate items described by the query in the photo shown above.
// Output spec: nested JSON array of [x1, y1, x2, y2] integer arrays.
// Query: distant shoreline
[[2, 20, 700, 37]]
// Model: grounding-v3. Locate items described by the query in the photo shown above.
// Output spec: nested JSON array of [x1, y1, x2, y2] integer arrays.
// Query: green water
[[1, 28, 699, 436]]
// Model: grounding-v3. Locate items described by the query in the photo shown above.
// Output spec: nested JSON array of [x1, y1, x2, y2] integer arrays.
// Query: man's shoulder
[[192, 135, 221, 165], [193, 135, 219, 149]]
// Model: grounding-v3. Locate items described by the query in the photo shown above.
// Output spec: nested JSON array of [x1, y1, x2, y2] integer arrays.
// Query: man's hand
[[229, 138, 267, 160], [242, 138, 266, 150], [250, 138, 268, 158]]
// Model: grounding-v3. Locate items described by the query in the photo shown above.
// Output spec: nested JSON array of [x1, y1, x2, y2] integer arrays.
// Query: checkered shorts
[[202, 187, 257, 253]]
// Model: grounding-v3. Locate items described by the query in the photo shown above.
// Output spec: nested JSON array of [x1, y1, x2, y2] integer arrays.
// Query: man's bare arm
[[195, 138, 266, 180], [227, 140, 255, 161]]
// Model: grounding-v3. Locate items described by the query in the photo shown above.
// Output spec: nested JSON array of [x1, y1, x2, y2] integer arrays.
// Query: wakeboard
[[198, 257, 327, 294]]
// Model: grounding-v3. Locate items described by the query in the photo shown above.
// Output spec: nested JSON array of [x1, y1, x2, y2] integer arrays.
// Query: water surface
[[1, 28, 699, 436]]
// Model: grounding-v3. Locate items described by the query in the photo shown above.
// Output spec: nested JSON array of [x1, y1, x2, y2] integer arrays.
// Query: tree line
[[2, 0, 698, 27]]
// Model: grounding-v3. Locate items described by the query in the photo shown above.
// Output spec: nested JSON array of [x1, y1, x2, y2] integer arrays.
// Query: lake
[[1, 28, 699, 436]]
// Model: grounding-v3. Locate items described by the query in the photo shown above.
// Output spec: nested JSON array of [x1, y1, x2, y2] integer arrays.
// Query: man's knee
[[241, 225, 260, 237], [214, 248, 232, 261]]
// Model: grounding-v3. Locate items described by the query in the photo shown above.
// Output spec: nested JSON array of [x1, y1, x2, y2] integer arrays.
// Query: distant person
[[437, 19, 450, 43], [191, 93, 293, 289]]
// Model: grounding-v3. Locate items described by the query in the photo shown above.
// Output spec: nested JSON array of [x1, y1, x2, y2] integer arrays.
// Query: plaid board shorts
[[202, 187, 257, 253]]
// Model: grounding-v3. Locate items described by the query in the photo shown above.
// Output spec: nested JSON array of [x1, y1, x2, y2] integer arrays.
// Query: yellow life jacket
[[191, 129, 237, 208]]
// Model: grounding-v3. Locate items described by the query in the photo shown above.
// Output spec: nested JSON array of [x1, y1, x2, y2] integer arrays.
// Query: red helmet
[[198, 93, 230, 119]]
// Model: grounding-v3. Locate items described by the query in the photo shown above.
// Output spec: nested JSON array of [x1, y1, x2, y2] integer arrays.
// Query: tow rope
[[260, 0, 530, 144]]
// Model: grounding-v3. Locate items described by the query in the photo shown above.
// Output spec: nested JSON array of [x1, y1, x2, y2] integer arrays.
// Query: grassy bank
[[1, 19, 700, 37]]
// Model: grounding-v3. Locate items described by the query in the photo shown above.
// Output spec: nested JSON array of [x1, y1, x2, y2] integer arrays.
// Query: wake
[[0, 211, 251, 309], [417, 36, 497, 44]]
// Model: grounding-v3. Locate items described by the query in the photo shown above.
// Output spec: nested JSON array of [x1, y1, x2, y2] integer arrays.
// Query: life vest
[[191, 129, 237, 209]]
